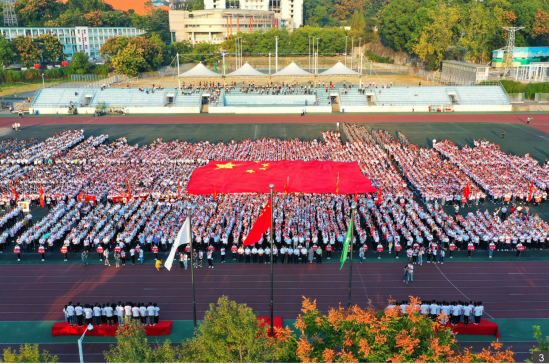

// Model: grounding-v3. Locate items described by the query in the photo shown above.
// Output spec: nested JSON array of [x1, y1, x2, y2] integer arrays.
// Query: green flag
[[340, 210, 354, 270]]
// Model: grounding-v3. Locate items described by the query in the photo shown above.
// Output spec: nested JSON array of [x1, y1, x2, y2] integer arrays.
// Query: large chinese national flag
[[187, 161, 376, 195]]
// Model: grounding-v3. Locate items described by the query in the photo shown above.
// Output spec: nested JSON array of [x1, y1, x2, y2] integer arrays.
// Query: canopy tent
[[228, 63, 265, 76], [178, 63, 220, 77], [320, 61, 359, 75], [273, 62, 312, 76]]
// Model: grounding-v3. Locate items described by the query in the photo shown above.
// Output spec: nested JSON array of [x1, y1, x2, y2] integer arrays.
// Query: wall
[[32, 106, 201, 115], [209, 106, 331, 114]]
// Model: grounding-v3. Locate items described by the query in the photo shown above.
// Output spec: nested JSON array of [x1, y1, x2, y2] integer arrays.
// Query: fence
[[69, 74, 104, 82], [534, 93, 549, 102], [507, 93, 525, 103], [49, 75, 120, 89]]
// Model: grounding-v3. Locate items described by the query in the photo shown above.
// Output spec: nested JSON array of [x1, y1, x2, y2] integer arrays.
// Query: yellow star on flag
[[216, 162, 239, 169], [246, 170, 256, 173], [262, 163, 270, 167], [259, 168, 267, 171]]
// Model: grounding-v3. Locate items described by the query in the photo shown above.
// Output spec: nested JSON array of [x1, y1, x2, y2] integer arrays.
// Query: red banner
[[78, 194, 97, 203], [187, 161, 376, 195]]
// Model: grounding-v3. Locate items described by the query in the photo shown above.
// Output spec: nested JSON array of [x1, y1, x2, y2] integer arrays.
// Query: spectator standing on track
[[207, 250, 214, 269], [179, 252, 184, 270], [81, 251, 89, 266], [198, 250, 203, 267], [231, 243, 238, 260], [418, 246, 424, 265], [244, 246, 250, 263], [104, 249, 111, 266], [238, 245, 244, 263], [359, 245, 365, 263], [439, 249, 445, 264], [130, 247, 135, 265], [220, 246, 226, 263], [407, 263, 414, 282], [14, 244, 21, 261], [402, 265, 409, 284], [316, 246, 322, 264], [139, 249, 144, 264]]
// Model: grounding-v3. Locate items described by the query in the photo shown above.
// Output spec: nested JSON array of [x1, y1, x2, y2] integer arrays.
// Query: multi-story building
[[203, 0, 302, 30], [0, 26, 145, 60], [169, 9, 277, 44]]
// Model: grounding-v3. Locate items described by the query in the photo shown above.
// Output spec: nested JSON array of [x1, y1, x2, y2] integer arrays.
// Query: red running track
[[1, 261, 547, 322], [0, 113, 547, 131]]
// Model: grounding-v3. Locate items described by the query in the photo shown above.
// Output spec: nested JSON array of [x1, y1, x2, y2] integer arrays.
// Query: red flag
[[463, 182, 471, 199], [335, 172, 339, 195], [376, 187, 383, 205], [528, 182, 534, 202], [213, 184, 217, 201], [284, 176, 289, 196], [243, 199, 272, 246], [39, 184, 45, 208], [177, 181, 181, 199], [127, 180, 132, 200], [10, 182, 19, 201]]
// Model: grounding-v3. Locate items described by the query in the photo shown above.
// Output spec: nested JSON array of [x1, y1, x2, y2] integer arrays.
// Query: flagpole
[[348, 204, 356, 308], [187, 205, 197, 330], [269, 184, 274, 339]]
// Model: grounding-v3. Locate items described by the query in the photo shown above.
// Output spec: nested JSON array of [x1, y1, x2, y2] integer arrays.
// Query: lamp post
[[316, 38, 320, 75], [78, 324, 94, 363], [358, 37, 362, 74], [351, 36, 354, 70], [345, 36, 348, 66], [41, 73, 45, 89], [275, 36, 279, 73], [309, 36, 313, 72]]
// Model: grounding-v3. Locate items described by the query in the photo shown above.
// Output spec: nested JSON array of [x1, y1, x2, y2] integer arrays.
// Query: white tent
[[228, 62, 265, 76], [320, 61, 359, 75], [273, 62, 312, 76], [178, 63, 220, 77]]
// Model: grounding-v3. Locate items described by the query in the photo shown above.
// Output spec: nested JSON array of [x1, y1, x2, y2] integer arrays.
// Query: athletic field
[[0, 112, 548, 362]]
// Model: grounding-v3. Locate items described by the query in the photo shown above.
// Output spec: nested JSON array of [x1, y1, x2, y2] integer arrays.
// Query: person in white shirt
[[105, 305, 114, 326], [124, 303, 132, 322], [451, 302, 460, 326], [420, 302, 429, 316], [84, 305, 93, 325], [154, 303, 160, 325], [131, 304, 140, 321], [116, 303, 125, 326], [473, 302, 484, 325], [429, 301, 439, 320], [139, 303, 147, 324], [147, 303, 155, 326], [93, 304, 102, 326], [441, 302, 451, 325], [220, 246, 226, 263], [66, 302, 76, 326], [75, 303, 84, 327], [207, 250, 214, 269], [462, 303, 472, 325]]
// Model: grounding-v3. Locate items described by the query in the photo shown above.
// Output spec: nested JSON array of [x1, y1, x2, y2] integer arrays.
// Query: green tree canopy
[[0, 36, 16, 67], [1, 344, 58, 363]]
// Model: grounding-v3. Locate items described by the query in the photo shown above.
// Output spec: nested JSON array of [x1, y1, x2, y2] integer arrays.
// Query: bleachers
[[374, 87, 452, 106], [90, 89, 167, 107], [455, 86, 510, 105], [224, 94, 316, 107], [339, 90, 368, 106], [32, 88, 97, 107], [173, 94, 201, 107]]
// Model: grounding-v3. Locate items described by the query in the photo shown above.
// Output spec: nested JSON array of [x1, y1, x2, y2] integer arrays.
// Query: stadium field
[[0, 113, 548, 362]]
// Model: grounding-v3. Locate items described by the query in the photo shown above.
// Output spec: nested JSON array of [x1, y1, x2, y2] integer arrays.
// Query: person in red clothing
[[231, 243, 238, 260], [152, 245, 159, 260], [61, 245, 68, 261], [325, 244, 332, 259], [14, 244, 21, 261], [38, 245, 46, 261], [97, 245, 104, 261]]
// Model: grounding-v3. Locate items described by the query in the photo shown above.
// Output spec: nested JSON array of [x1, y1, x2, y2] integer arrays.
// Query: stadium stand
[[339, 90, 368, 106], [31, 89, 97, 108], [90, 89, 168, 107], [454, 87, 511, 105], [173, 94, 202, 108], [224, 94, 316, 107]]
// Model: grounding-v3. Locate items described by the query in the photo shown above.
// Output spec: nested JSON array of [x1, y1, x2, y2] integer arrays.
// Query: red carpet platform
[[52, 321, 172, 337], [446, 319, 500, 339], [257, 317, 283, 338]]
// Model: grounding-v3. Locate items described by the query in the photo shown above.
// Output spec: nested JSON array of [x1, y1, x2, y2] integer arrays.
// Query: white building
[[204, 0, 302, 30]]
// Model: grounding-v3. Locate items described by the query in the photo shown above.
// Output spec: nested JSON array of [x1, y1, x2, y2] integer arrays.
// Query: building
[[492, 47, 549, 68], [203, 0, 302, 30], [0, 26, 145, 60], [169, 9, 277, 44], [440, 61, 490, 84]]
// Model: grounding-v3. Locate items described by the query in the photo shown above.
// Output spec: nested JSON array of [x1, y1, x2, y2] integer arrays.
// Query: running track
[[1, 261, 547, 322]]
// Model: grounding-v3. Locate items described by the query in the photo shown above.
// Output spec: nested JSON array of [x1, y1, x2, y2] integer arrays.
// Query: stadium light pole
[[345, 36, 348, 67], [78, 323, 93, 363], [269, 52, 271, 75], [316, 38, 320, 74], [269, 184, 275, 339], [234, 38, 238, 71], [275, 36, 279, 73], [348, 204, 357, 308], [187, 205, 197, 330], [358, 37, 362, 74], [351, 36, 354, 70]]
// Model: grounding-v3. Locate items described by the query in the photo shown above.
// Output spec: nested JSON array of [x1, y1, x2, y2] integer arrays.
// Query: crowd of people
[[387, 300, 485, 326], [1, 125, 548, 262], [63, 301, 160, 327]]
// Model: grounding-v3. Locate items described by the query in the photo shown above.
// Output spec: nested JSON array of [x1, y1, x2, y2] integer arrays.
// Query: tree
[[12, 36, 42, 67], [413, 4, 460, 70], [379, 0, 426, 53], [0, 36, 16, 67], [100, 36, 131, 64], [291, 296, 515, 363], [349, 9, 367, 39], [68, 52, 93, 74], [104, 320, 178, 363], [111, 43, 147, 77], [2, 344, 59, 363], [85, 10, 104, 27], [16, 0, 63, 26], [35, 34, 65, 63], [181, 296, 294, 363]]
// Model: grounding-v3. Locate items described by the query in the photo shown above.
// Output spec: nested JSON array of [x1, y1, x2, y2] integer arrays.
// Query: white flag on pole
[[164, 217, 190, 271]]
